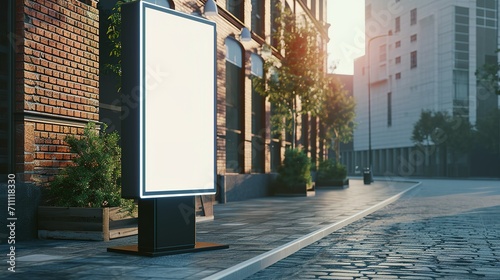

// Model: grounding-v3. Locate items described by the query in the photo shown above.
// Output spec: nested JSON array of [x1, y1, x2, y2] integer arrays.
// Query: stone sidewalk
[[0, 179, 417, 279], [248, 179, 500, 279]]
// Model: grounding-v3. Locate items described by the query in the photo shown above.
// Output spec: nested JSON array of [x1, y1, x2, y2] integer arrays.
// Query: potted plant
[[38, 123, 137, 241], [273, 148, 314, 196], [316, 159, 349, 187]]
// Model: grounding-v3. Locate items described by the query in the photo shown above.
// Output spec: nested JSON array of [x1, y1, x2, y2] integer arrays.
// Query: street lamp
[[204, 0, 218, 16], [367, 31, 392, 183]]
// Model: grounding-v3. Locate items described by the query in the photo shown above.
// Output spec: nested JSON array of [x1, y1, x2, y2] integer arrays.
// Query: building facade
[[346, 0, 500, 178], [100, 0, 330, 202], [0, 0, 101, 241], [1, 0, 329, 240]]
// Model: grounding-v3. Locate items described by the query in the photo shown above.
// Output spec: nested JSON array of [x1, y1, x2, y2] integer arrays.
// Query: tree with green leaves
[[254, 4, 326, 148], [443, 114, 475, 155], [411, 110, 440, 175], [319, 75, 356, 163], [412, 110, 474, 176], [411, 110, 432, 145], [475, 107, 500, 155], [475, 55, 500, 96], [105, 0, 135, 92]]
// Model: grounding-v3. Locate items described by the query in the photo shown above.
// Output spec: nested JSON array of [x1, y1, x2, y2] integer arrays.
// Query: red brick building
[[100, 0, 330, 203], [1, 0, 329, 240], [1, 0, 101, 241], [16, 0, 100, 184]]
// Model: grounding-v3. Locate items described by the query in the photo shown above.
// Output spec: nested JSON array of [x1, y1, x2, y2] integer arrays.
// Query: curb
[[203, 181, 422, 280]]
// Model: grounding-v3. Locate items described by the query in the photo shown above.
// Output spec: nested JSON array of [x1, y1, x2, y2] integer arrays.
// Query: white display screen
[[138, 3, 216, 198]]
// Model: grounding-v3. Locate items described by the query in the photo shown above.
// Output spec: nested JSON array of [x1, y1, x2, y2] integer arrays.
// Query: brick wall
[[175, 0, 328, 175], [15, 0, 99, 184], [176, 1, 264, 174], [12, 0, 326, 183]]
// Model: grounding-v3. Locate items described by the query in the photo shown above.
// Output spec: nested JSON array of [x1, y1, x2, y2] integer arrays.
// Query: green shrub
[[277, 148, 312, 188], [317, 159, 347, 181], [47, 123, 134, 211]]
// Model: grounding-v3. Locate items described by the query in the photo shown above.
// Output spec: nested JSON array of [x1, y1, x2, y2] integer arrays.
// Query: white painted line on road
[[202, 181, 422, 280]]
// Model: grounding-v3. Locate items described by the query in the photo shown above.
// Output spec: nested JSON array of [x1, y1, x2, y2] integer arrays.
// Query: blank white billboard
[[121, 1, 217, 198]]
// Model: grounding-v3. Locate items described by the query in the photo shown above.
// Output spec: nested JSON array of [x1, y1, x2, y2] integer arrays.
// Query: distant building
[[346, 0, 500, 177]]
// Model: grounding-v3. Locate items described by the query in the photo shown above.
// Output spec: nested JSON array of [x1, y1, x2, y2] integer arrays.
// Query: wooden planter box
[[38, 206, 137, 241], [316, 178, 349, 188]]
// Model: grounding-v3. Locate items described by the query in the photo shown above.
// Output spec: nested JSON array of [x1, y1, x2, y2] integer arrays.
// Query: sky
[[327, 0, 365, 75]]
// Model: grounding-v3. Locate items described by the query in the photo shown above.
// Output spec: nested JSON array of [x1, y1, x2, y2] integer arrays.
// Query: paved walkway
[[248, 179, 500, 279], [1, 179, 416, 279]]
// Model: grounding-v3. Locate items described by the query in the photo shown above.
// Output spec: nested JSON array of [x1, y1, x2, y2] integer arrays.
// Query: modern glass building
[[347, 0, 500, 177]]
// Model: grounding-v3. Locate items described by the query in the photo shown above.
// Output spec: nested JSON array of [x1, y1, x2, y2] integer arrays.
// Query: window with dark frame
[[318, 0, 324, 21], [396, 72, 401, 79], [454, 6, 470, 117], [251, 54, 265, 173], [387, 92, 392, 127], [455, 6, 469, 69], [143, 0, 171, 8], [379, 44, 387, 62], [251, 0, 265, 38], [227, 0, 244, 22], [411, 51, 417, 69], [395, 16, 400, 32], [411, 34, 417, 42], [395, 56, 401, 64], [476, 0, 497, 28], [225, 38, 244, 173], [311, 0, 316, 17], [411, 8, 417, 25]]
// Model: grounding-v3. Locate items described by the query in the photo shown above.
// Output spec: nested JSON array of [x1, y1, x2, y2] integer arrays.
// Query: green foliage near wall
[[47, 123, 134, 211], [276, 148, 312, 188], [105, 0, 135, 92], [475, 57, 500, 96], [317, 159, 347, 181], [319, 76, 356, 163], [475, 108, 500, 155], [411, 110, 474, 154], [253, 3, 326, 148]]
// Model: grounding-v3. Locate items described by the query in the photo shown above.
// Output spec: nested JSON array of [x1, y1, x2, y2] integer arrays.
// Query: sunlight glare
[[328, 0, 365, 74]]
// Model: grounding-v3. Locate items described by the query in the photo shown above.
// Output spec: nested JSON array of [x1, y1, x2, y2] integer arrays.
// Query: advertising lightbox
[[121, 1, 217, 198]]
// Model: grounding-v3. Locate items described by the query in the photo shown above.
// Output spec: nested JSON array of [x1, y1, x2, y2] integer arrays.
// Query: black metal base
[[107, 196, 228, 257], [107, 242, 229, 257]]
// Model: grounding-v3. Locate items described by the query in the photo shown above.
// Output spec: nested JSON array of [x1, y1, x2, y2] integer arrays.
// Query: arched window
[[225, 38, 244, 173], [251, 54, 265, 173], [250, 53, 264, 78]]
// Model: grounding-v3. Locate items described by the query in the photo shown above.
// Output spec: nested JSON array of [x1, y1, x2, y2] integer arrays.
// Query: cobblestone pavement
[[0, 179, 415, 279], [248, 179, 500, 279]]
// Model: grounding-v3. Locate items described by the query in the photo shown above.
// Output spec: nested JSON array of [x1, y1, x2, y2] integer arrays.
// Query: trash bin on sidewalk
[[363, 168, 371, 185]]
